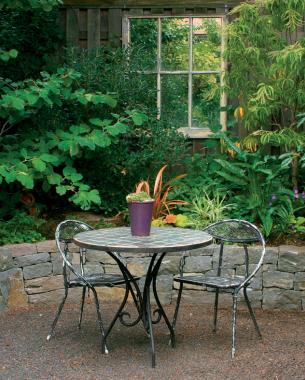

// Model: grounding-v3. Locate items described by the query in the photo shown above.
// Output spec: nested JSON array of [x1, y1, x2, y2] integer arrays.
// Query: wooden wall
[[59, 6, 228, 48]]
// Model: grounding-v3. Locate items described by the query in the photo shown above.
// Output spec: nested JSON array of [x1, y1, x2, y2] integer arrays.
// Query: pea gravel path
[[0, 302, 304, 380]]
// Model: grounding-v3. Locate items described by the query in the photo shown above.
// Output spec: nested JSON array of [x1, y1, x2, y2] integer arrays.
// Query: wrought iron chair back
[[47, 220, 109, 353], [173, 219, 266, 358], [203, 219, 266, 291], [55, 219, 93, 287]]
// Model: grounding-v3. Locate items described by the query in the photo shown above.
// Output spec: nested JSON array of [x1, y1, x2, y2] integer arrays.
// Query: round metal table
[[73, 226, 212, 367]]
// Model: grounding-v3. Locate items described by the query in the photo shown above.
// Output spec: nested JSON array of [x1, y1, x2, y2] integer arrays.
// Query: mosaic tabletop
[[73, 227, 212, 253]]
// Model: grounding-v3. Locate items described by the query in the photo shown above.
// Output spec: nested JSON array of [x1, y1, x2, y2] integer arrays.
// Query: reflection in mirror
[[193, 18, 222, 71], [161, 75, 188, 127], [130, 18, 157, 70], [192, 74, 221, 129], [161, 18, 189, 71]]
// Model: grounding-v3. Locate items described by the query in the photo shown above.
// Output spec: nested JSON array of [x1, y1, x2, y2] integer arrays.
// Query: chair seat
[[174, 275, 245, 289], [69, 273, 137, 287]]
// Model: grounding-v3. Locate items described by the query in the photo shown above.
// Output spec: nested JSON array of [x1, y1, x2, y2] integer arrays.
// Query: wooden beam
[[88, 8, 101, 48], [108, 8, 122, 45], [63, 0, 240, 8], [66, 8, 79, 45]]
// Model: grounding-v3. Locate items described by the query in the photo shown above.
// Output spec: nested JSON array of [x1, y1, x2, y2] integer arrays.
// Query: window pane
[[192, 74, 221, 129], [193, 18, 222, 71], [130, 18, 157, 70], [161, 75, 188, 127], [161, 18, 189, 71], [134, 74, 158, 113]]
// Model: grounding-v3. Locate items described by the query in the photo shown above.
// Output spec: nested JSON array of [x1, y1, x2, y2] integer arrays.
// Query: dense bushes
[[1, 0, 305, 244]]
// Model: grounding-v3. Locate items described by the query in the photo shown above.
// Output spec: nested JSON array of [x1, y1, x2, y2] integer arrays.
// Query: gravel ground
[[0, 302, 304, 380]]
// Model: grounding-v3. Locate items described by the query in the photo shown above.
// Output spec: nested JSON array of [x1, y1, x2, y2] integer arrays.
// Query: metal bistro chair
[[47, 220, 134, 353], [173, 219, 266, 358]]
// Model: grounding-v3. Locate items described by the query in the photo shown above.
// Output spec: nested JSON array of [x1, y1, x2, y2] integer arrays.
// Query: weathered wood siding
[[60, 5, 229, 48], [63, 0, 240, 7]]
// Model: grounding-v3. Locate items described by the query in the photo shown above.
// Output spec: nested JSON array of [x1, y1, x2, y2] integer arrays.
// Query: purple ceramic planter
[[128, 200, 154, 236]]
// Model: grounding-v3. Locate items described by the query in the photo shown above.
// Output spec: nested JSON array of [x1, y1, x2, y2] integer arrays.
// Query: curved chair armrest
[[178, 251, 189, 277], [56, 239, 94, 290], [237, 242, 266, 292]]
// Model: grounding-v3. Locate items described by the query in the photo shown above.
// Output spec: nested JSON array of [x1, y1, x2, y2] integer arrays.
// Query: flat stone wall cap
[[279, 245, 305, 253], [36, 240, 56, 253], [7, 243, 37, 258]]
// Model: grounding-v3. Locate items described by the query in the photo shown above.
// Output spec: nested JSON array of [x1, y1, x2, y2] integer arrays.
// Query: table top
[[73, 227, 212, 253]]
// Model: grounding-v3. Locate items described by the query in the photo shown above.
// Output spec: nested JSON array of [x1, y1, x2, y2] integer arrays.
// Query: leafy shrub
[[0, 8, 64, 80], [66, 46, 189, 214], [0, 212, 45, 245]]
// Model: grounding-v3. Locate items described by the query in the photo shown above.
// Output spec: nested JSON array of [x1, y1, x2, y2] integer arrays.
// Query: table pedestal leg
[[104, 251, 176, 368]]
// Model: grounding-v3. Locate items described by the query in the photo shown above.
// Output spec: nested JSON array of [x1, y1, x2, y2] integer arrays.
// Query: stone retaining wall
[[1, 241, 305, 311]]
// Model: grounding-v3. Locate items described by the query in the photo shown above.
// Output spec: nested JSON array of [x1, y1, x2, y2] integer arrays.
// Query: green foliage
[[66, 46, 189, 214], [0, 212, 45, 245], [0, 66, 146, 211], [226, 0, 305, 187], [0, 0, 62, 12], [187, 191, 231, 230], [290, 216, 305, 234], [0, 8, 64, 79], [214, 135, 293, 236]]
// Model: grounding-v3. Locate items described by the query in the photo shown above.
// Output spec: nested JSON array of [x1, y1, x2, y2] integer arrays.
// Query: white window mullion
[[157, 17, 161, 120], [220, 16, 228, 131], [188, 17, 193, 129]]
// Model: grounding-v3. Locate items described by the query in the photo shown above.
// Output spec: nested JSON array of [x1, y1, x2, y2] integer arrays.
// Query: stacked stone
[[0, 241, 305, 311]]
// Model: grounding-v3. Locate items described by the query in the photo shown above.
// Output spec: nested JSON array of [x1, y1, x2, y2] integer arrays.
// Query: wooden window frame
[[122, 13, 227, 138]]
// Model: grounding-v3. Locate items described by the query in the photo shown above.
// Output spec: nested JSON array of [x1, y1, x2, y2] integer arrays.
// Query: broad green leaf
[[131, 112, 148, 126], [56, 185, 67, 195], [58, 140, 72, 151], [63, 166, 75, 176], [16, 162, 28, 172], [9, 49, 18, 58], [40, 153, 59, 164], [216, 170, 248, 186], [89, 118, 104, 127], [47, 173, 62, 185], [106, 122, 129, 136], [90, 130, 112, 147], [42, 180, 51, 192], [32, 158, 46, 172], [20, 148, 28, 158], [69, 142, 80, 156], [16, 173, 34, 189], [25, 92, 39, 106], [70, 124, 89, 134], [70, 172, 83, 182]]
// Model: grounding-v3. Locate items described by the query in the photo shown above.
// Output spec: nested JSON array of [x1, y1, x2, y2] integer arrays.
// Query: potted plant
[[126, 191, 154, 236]]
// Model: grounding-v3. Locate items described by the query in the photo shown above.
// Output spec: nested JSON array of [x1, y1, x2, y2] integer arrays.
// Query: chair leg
[[243, 287, 262, 338], [231, 294, 238, 359], [213, 289, 219, 332], [91, 288, 108, 354], [47, 288, 68, 341], [78, 286, 87, 330], [172, 282, 184, 332]]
